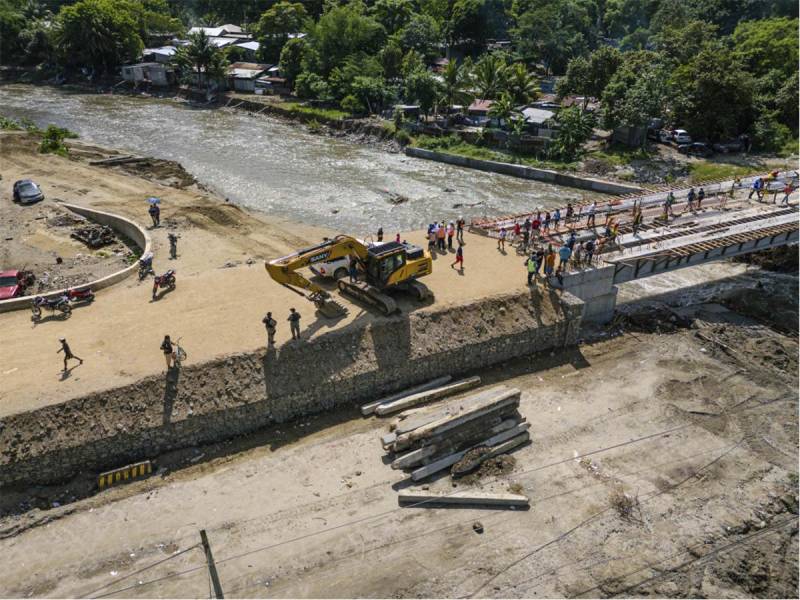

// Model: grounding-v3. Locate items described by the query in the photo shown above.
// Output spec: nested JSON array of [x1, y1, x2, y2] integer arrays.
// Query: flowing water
[[0, 83, 597, 233]]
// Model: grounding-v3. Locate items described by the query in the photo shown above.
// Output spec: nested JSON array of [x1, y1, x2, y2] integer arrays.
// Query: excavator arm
[[265, 235, 368, 316]]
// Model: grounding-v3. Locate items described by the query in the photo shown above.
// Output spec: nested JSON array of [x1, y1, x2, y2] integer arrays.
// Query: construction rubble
[[364, 378, 531, 509]]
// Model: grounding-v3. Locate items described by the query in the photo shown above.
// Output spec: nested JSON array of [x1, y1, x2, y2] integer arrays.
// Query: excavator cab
[[365, 243, 407, 286]]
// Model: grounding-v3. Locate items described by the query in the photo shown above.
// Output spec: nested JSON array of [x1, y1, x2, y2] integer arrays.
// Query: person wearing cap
[[57, 338, 83, 372]]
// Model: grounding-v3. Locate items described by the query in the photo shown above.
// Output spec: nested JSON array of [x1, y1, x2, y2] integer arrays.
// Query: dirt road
[[0, 132, 554, 417], [0, 302, 796, 598]]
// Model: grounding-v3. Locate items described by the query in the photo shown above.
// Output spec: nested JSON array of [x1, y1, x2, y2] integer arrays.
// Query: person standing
[[697, 187, 705, 209], [526, 254, 537, 285], [558, 244, 572, 269], [395, 232, 401, 243], [544, 249, 556, 278], [497, 227, 507, 251], [450, 242, 464, 272], [377, 227, 384, 242], [566, 203, 574, 224], [513, 221, 521, 244], [687, 187, 696, 211], [586, 202, 596, 228], [553, 208, 561, 230], [447, 221, 455, 249], [57, 337, 83, 372], [543, 211, 551, 231], [456, 216, 465, 243], [632, 206, 643, 235], [534, 247, 544, 274], [262, 312, 277, 346], [584, 239, 595, 265], [160, 335, 173, 369], [168, 232, 179, 259], [531, 215, 541, 241], [781, 182, 793, 205], [288, 308, 302, 340], [348, 255, 359, 283], [148, 203, 159, 228], [437, 222, 446, 251]]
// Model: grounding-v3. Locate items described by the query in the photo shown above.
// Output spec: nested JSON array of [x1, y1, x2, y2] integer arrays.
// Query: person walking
[[513, 221, 521, 244], [57, 337, 83, 372], [666, 191, 676, 217], [497, 227, 507, 251], [288, 308, 301, 340], [781, 182, 793, 205], [632, 206, 643, 235], [543, 211, 551, 231], [526, 254, 537, 285], [553, 208, 561, 230], [456, 216, 465, 243], [687, 187, 696, 211], [534, 247, 544, 274], [531, 215, 541, 241], [148, 203, 160, 228], [555, 264, 564, 286], [697, 187, 705, 209], [572, 242, 583, 268], [262, 312, 277, 346], [160, 335, 173, 370], [748, 177, 762, 200], [447, 221, 455, 249], [566, 203, 574, 224], [450, 242, 464, 272], [168, 232, 179, 259], [584, 239, 595, 265], [377, 227, 384, 242], [586, 202, 596, 228]]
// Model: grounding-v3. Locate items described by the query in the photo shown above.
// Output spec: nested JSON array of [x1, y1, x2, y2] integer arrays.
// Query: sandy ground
[[0, 302, 796, 598], [0, 132, 558, 418]]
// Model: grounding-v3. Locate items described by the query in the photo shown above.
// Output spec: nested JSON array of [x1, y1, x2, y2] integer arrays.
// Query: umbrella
[[147, 197, 161, 205]]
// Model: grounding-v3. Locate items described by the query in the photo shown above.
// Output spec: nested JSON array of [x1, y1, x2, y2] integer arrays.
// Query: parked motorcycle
[[66, 287, 95, 304], [138, 252, 155, 280], [31, 294, 71, 320], [152, 269, 176, 299]]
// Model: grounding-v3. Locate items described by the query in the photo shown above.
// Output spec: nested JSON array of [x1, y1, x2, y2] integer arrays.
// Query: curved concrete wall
[[0, 203, 151, 313], [405, 147, 644, 195]]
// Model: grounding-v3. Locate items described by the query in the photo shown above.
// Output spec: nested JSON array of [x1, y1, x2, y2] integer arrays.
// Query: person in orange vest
[[436, 221, 446, 251]]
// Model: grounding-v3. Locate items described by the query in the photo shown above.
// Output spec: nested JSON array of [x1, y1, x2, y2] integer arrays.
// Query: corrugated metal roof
[[521, 107, 555, 124]]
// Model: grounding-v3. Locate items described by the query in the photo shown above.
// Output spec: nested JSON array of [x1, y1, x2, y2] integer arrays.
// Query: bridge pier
[[559, 266, 618, 324]]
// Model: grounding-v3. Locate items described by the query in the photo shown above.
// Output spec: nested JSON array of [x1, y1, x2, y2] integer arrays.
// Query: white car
[[309, 239, 387, 279], [673, 129, 692, 144]]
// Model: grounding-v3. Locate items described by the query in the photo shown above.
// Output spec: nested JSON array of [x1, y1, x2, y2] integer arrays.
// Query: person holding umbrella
[[147, 197, 161, 227]]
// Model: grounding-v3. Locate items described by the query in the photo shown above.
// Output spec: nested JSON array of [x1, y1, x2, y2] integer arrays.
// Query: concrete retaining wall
[[405, 147, 644, 195], [0, 203, 150, 313], [0, 290, 584, 487]]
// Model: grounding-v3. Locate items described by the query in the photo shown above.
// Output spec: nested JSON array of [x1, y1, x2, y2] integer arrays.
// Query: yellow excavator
[[265, 235, 434, 317]]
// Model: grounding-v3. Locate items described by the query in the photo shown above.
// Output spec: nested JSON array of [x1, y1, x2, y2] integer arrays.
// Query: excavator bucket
[[316, 298, 349, 319]]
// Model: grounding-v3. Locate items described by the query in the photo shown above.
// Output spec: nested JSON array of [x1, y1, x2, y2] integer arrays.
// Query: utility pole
[[200, 529, 224, 599]]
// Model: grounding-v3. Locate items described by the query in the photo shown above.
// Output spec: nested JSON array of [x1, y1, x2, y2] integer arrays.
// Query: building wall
[[0, 291, 584, 487]]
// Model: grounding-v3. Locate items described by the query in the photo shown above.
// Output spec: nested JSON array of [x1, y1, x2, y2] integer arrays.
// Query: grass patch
[[589, 145, 652, 166], [688, 161, 763, 183], [412, 134, 578, 171], [281, 101, 348, 121]]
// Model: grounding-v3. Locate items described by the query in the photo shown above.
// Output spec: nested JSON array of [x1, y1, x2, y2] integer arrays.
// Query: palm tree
[[440, 58, 472, 110], [174, 30, 226, 89], [505, 63, 540, 105], [470, 53, 506, 101], [488, 92, 514, 127]]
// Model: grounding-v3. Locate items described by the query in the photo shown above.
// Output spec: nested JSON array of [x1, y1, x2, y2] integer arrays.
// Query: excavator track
[[405, 279, 434, 302], [337, 280, 398, 316]]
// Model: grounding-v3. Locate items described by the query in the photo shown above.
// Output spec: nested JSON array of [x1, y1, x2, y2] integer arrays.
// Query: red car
[[0, 270, 34, 300]]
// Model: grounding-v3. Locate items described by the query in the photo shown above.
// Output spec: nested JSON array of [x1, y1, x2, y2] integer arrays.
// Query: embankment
[[405, 147, 644, 195], [0, 290, 583, 487]]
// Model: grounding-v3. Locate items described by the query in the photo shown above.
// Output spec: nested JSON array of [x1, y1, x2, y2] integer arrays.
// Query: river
[[0, 83, 595, 232]]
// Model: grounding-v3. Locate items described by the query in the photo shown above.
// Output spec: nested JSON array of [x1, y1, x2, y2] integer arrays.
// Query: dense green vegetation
[[0, 0, 797, 155]]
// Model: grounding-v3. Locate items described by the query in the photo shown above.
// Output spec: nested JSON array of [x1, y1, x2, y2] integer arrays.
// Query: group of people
[[522, 231, 597, 288], [748, 172, 794, 205], [426, 218, 466, 253], [262, 308, 302, 345]]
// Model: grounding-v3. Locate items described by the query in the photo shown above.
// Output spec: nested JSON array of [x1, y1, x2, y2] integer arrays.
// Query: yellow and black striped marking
[[98, 461, 153, 489]]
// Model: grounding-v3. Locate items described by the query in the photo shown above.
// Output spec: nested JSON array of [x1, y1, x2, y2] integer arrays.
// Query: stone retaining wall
[[0, 203, 150, 313], [405, 147, 644, 195], [0, 290, 584, 487]]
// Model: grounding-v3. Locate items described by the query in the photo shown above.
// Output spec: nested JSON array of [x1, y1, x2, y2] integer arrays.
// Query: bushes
[[394, 128, 411, 145], [38, 125, 78, 156], [340, 94, 366, 115]]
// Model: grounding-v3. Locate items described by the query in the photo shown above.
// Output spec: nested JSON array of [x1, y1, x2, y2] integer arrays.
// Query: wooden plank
[[394, 386, 512, 435], [398, 491, 530, 508], [361, 376, 452, 416], [375, 376, 481, 416], [410, 427, 530, 481]]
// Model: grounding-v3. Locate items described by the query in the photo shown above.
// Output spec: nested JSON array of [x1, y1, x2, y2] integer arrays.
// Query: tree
[[504, 62, 539, 105], [295, 71, 331, 100], [351, 75, 393, 112], [0, 0, 25, 62], [512, 0, 593, 74], [279, 36, 307, 83], [309, 3, 385, 76], [256, 1, 308, 62], [488, 92, 514, 125], [174, 29, 228, 88], [448, 0, 504, 53], [53, 0, 143, 74], [441, 58, 472, 108], [651, 20, 719, 66], [398, 13, 440, 59], [558, 46, 621, 107], [370, 0, 413, 35], [380, 41, 403, 80], [470, 53, 506, 100], [601, 51, 668, 136], [404, 68, 441, 116], [669, 43, 755, 141], [732, 17, 798, 80], [550, 106, 595, 160], [400, 48, 424, 78]]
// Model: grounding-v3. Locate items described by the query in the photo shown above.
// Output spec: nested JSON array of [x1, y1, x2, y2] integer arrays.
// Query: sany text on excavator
[[265, 235, 434, 318]]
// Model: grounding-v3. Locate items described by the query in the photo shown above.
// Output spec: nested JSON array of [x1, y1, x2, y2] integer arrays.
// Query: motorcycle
[[152, 269, 176, 299], [138, 252, 155, 280], [67, 287, 95, 304], [31, 294, 71, 320]]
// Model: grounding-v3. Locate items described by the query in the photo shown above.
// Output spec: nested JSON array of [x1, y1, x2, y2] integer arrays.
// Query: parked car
[[309, 239, 387, 280], [678, 142, 713, 158], [0, 269, 35, 300], [712, 140, 744, 154], [12, 179, 44, 204], [673, 129, 692, 144], [658, 129, 673, 143]]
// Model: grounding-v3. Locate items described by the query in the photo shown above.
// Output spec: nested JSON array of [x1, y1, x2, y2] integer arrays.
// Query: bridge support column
[[559, 266, 618, 324]]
